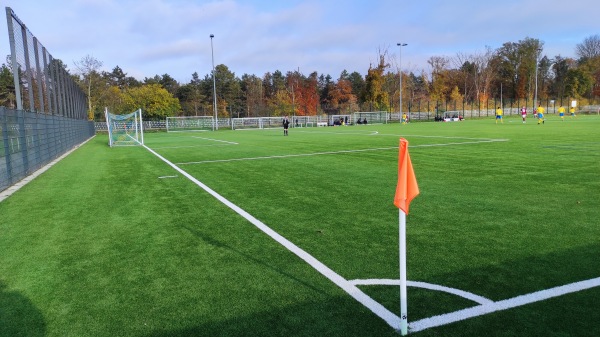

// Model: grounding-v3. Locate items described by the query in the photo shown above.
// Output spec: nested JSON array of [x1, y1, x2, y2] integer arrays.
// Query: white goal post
[[353, 111, 388, 124], [166, 116, 215, 132], [231, 117, 288, 130], [330, 114, 351, 125], [105, 108, 144, 147]]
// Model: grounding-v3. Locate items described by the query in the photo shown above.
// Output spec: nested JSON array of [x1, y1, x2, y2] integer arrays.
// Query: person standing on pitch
[[558, 106, 566, 121], [570, 106, 576, 118], [495, 106, 503, 124], [520, 106, 527, 123], [537, 104, 545, 124], [282, 115, 290, 136]]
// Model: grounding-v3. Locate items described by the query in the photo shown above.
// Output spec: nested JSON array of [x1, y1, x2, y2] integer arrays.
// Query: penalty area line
[[141, 144, 402, 330]]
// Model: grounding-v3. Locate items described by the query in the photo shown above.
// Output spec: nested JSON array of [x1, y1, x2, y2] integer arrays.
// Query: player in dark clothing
[[283, 116, 290, 136]]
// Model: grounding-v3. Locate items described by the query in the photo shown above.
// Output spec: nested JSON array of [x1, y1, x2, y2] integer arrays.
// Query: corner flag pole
[[393, 138, 419, 335], [399, 209, 408, 335]]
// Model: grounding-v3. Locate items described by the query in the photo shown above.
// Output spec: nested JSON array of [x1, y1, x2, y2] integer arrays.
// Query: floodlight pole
[[534, 48, 541, 113], [397, 43, 407, 124], [210, 34, 218, 130]]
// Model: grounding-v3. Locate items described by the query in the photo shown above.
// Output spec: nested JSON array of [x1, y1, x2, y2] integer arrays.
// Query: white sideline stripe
[[176, 147, 396, 165], [296, 130, 380, 136], [190, 136, 239, 145], [0, 136, 96, 204], [409, 277, 600, 333], [377, 133, 507, 141], [175, 139, 508, 165], [350, 279, 493, 305], [142, 144, 401, 329], [152, 144, 233, 150], [412, 139, 507, 148], [158, 175, 178, 179]]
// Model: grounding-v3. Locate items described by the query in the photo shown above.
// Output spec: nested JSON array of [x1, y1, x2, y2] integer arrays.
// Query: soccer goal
[[232, 117, 261, 130], [353, 111, 388, 124], [260, 117, 285, 129], [166, 116, 215, 132], [330, 114, 351, 125], [232, 117, 287, 130], [105, 108, 144, 147]]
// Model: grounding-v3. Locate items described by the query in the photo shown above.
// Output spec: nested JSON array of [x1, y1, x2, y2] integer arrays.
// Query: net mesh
[[353, 111, 388, 124], [166, 116, 214, 132], [105, 109, 143, 147]]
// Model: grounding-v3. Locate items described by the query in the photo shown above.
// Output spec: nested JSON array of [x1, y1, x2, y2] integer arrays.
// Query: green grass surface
[[1, 115, 599, 336]]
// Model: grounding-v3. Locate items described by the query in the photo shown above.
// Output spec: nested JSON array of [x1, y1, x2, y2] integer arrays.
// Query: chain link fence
[[5, 7, 87, 118], [1, 8, 94, 194], [1, 107, 95, 193]]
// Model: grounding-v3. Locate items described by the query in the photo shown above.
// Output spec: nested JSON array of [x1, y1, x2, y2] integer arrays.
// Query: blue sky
[[1, 0, 597, 83]]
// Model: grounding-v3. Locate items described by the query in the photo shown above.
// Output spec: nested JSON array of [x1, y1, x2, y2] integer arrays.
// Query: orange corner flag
[[393, 138, 419, 214]]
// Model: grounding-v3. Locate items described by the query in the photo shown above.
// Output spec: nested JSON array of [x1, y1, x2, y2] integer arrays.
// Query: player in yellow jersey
[[495, 107, 503, 124], [569, 106, 576, 118], [558, 106, 565, 121], [537, 105, 545, 124], [401, 113, 408, 124]]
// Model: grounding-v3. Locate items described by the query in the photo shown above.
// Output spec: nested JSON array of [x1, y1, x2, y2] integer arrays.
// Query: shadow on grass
[[142, 295, 399, 337], [166, 225, 399, 336], [181, 224, 328, 296], [174, 226, 600, 336], [365, 242, 600, 336], [0, 280, 46, 337]]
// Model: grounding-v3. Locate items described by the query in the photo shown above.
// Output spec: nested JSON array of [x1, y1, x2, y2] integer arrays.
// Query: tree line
[[1, 35, 599, 121]]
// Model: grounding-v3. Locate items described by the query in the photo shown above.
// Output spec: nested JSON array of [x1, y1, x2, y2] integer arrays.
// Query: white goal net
[[330, 115, 351, 125], [105, 108, 144, 147], [232, 117, 286, 130], [166, 116, 215, 132], [353, 111, 388, 124]]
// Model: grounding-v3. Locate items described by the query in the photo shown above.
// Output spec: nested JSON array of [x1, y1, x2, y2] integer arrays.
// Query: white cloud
[[1, 0, 597, 82]]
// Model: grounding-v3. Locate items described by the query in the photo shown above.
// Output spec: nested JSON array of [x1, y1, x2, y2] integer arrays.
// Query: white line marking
[[152, 144, 232, 150], [176, 147, 397, 165], [376, 133, 506, 140], [175, 139, 508, 165], [158, 175, 178, 179], [142, 144, 401, 329], [350, 279, 493, 305], [412, 139, 508, 148], [297, 130, 381, 136], [190, 136, 238, 145], [145, 141, 599, 333], [409, 277, 600, 333]]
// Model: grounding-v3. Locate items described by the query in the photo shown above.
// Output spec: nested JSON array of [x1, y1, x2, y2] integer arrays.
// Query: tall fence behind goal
[[105, 108, 144, 147]]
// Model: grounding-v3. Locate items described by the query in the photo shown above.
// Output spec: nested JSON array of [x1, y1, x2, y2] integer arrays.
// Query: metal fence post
[[1, 107, 13, 187]]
